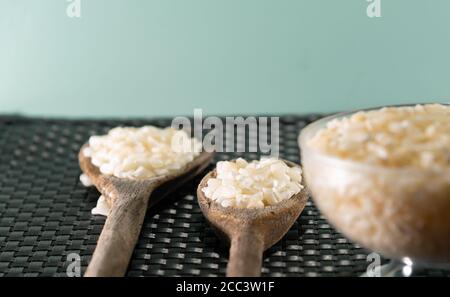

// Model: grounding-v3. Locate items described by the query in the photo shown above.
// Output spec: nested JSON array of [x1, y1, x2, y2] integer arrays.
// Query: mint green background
[[0, 0, 449, 117]]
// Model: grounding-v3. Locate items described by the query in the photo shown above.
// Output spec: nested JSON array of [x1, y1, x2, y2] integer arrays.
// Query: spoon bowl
[[79, 144, 213, 276], [197, 160, 309, 277]]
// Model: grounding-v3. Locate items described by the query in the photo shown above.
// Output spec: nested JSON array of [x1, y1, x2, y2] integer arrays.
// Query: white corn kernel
[[83, 126, 202, 180], [308, 104, 450, 170], [79, 173, 93, 187], [202, 158, 303, 208]]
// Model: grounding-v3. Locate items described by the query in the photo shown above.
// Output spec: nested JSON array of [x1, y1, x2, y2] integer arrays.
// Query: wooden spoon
[[79, 144, 213, 277], [196, 160, 308, 277]]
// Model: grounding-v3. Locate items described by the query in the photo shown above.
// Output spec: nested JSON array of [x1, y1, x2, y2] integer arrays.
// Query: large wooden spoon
[[79, 144, 213, 277], [197, 160, 308, 277]]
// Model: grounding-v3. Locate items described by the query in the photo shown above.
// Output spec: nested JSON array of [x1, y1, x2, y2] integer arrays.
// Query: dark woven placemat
[[0, 115, 448, 277]]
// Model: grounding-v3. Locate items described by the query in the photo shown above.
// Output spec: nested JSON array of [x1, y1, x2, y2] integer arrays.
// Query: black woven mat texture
[[0, 115, 448, 277]]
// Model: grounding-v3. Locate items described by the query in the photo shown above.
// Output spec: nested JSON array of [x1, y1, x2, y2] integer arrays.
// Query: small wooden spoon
[[197, 160, 308, 277], [79, 144, 213, 277]]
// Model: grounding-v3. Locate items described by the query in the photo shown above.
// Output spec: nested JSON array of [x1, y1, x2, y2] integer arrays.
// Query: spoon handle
[[226, 229, 264, 277], [85, 187, 153, 277]]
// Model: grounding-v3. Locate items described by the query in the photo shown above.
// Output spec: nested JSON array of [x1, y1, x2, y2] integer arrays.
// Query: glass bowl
[[298, 105, 450, 275]]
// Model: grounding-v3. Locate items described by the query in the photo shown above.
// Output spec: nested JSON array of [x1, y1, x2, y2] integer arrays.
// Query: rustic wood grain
[[79, 144, 213, 277], [196, 160, 309, 277]]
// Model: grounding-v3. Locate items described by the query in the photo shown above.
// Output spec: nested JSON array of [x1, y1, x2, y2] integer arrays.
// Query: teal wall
[[0, 0, 449, 117]]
